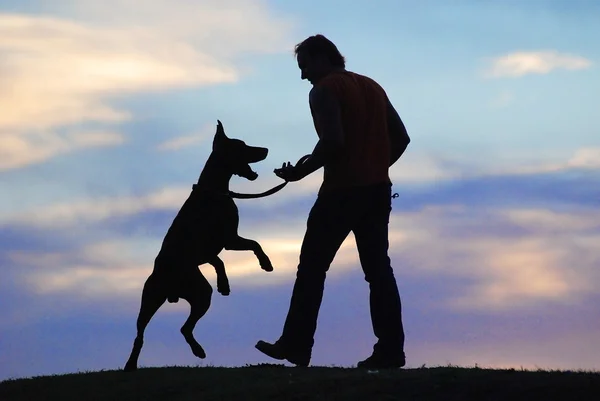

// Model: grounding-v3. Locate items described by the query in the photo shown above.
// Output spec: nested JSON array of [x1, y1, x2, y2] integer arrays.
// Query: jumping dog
[[124, 120, 274, 371]]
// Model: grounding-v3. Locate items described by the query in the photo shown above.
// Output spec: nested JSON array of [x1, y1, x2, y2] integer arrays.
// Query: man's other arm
[[386, 96, 410, 166]]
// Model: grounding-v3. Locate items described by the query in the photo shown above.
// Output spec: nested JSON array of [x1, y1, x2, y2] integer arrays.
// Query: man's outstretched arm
[[386, 96, 410, 166]]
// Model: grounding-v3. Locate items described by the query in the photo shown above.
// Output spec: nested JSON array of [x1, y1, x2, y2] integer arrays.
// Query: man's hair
[[294, 34, 346, 68]]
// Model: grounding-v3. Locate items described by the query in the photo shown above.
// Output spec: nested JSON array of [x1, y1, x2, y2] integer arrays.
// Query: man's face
[[297, 50, 329, 85]]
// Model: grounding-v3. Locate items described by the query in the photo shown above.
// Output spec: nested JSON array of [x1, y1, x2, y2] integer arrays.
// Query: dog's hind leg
[[208, 256, 230, 296], [180, 270, 213, 359], [124, 274, 167, 372], [224, 235, 273, 272]]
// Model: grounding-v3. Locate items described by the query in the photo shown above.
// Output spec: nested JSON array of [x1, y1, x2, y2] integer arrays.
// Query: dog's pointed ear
[[216, 120, 228, 138], [213, 119, 228, 149]]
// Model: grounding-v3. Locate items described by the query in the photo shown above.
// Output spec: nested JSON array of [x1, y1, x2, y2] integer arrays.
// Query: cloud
[[10, 239, 157, 297], [0, 131, 125, 171], [390, 152, 464, 183], [0, 0, 295, 171], [156, 124, 214, 152], [483, 50, 592, 78], [393, 204, 600, 312], [156, 134, 207, 152], [1, 186, 190, 227], [487, 147, 600, 176], [566, 148, 600, 169]]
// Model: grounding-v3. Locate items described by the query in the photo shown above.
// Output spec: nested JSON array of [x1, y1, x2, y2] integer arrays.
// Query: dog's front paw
[[259, 256, 274, 272], [217, 280, 230, 296]]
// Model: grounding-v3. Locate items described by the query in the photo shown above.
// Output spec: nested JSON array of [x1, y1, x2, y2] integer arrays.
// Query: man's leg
[[256, 193, 353, 365], [353, 184, 405, 367]]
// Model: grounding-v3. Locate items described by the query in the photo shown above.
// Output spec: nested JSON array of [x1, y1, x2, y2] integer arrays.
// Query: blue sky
[[1, 0, 599, 380]]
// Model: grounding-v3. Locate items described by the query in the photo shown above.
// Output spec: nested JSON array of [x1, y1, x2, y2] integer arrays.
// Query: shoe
[[255, 340, 310, 367], [356, 352, 405, 369]]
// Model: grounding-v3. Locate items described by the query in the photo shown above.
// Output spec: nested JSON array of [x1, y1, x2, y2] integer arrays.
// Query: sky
[[1, 0, 599, 381]]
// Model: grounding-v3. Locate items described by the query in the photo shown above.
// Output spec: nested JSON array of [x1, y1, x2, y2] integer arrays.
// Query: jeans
[[280, 182, 405, 358]]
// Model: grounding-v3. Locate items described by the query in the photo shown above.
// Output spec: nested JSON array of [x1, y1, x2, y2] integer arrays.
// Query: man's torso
[[310, 71, 391, 194]]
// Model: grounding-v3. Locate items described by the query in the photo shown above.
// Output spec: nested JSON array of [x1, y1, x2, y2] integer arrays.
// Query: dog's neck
[[195, 152, 234, 195]]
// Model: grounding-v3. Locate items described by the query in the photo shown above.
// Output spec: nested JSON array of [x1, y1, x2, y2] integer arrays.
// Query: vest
[[310, 71, 391, 194]]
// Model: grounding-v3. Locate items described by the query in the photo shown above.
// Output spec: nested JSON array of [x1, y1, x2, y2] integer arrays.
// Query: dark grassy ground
[[1, 364, 599, 401]]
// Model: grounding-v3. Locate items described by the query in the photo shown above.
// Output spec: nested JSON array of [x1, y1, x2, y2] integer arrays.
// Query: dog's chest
[[173, 191, 238, 229]]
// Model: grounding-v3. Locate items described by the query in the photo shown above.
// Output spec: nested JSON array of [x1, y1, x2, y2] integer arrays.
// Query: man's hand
[[274, 161, 305, 182]]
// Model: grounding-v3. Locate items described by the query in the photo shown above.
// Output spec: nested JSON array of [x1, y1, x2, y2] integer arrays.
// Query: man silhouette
[[256, 34, 411, 369]]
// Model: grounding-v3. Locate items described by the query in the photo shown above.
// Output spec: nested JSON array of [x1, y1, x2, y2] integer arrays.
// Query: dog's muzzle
[[246, 147, 269, 164]]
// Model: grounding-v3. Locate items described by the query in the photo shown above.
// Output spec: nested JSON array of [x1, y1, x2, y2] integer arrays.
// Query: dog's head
[[212, 120, 268, 181]]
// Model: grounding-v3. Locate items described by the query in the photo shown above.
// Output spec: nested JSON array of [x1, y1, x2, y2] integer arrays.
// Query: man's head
[[294, 34, 345, 85]]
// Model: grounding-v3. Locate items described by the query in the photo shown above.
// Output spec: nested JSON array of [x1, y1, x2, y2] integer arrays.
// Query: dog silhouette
[[124, 120, 273, 371]]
